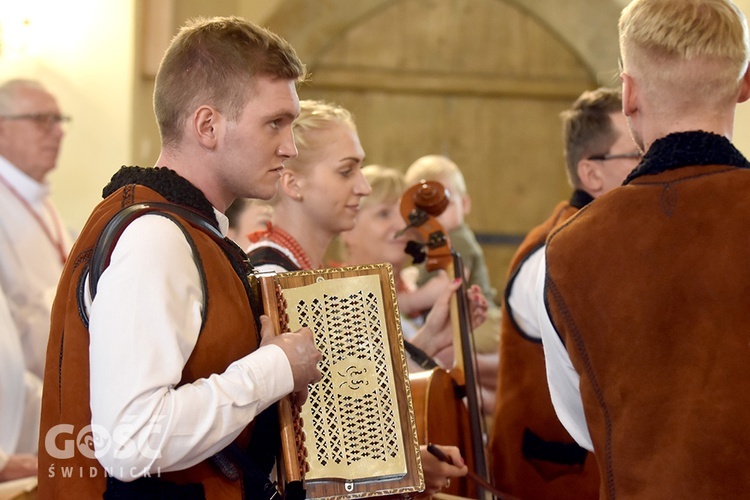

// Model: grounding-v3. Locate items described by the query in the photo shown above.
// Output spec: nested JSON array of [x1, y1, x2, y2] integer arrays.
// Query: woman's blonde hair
[[360, 164, 406, 209], [284, 100, 356, 172], [269, 100, 357, 207]]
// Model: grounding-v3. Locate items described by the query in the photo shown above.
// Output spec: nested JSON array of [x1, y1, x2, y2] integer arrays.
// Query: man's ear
[[577, 158, 603, 197], [622, 72, 638, 117], [193, 106, 221, 149], [738, 67, 750, 103]]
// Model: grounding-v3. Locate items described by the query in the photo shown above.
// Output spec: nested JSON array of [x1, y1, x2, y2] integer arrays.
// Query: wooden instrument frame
[[258, 263, 424, 499]]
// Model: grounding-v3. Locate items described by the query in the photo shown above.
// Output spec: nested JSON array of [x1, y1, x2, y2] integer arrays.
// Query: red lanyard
[[0, 172, 67, 265]]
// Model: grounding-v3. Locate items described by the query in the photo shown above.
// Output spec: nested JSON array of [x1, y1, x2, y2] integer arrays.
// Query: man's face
[[220, 76, 301, 202], [0, 86, 65, 182]]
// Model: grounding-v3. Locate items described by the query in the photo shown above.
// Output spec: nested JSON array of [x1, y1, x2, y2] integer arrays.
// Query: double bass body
[[409, 368, 477, 498]]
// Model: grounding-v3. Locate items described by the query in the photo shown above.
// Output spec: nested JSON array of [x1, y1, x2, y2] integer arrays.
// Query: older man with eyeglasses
[[0, 79, 72, 483]]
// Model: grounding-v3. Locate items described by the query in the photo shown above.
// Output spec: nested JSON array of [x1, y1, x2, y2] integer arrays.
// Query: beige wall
[[0, 0, 283, 232], [2, 0, 750, 232], [0, 0, 135, 233]]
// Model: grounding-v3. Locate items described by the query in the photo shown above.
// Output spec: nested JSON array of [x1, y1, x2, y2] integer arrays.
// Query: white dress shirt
[[0, 285, 43, 473], [506, 246, 546, 340], [0, 156, 72, 378], [86, 209, 293, 480], [535, 252, 593, 451]]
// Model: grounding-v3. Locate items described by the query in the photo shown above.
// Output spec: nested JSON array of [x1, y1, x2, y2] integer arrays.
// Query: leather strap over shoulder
[[88, 202, 222, 300], [247, 245, 298, 272]]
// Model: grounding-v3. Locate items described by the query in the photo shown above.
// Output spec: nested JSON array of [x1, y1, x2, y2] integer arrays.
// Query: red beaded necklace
[[0, 172, 67, 265], [251, 222, 314, 270]]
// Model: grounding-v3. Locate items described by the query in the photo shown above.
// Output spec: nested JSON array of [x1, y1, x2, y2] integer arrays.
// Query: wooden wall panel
[[299, 0, 595, 297], [135, 0, 599, 296], [316, 0, 591, 84]]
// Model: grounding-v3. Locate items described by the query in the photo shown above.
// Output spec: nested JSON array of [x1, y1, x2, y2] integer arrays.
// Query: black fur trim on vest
[[625, 131, 750, 184], [103, 166, 217, 226], [569, 189, 594, 210]]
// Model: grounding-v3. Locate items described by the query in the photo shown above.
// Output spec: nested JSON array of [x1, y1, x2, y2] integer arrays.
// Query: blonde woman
[[247, 101, 469, 496]]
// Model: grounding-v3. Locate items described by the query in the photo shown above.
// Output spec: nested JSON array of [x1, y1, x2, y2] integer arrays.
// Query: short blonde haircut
[[404, 155, 467, 196], [154, 16, 306, 147], [619, 0, 750, 105]]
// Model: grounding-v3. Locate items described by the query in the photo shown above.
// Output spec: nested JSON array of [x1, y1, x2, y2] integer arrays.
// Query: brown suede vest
[[490, 194, 600, 499], [38, 183, 259, 499], [545, 163, 750, 499]]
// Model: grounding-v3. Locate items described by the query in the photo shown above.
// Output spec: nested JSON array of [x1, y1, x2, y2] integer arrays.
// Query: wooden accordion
[[254, 263, 424, 499]]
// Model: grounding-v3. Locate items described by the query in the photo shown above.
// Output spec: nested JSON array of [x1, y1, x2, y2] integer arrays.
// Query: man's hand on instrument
[[417, 444, 468, 498], [259, 315, 322, 403]]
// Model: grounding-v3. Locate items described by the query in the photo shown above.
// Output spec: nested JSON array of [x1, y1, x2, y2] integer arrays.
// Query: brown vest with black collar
[[39, 183, 260, 499], [490, 194, 599, 499], [545, 163, 750, 499]]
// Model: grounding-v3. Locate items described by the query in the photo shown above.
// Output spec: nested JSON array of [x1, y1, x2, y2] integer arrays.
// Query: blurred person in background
[[0, 78, 73, 379]]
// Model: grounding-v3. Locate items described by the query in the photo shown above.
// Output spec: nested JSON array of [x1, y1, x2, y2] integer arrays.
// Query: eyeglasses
[[588, 152, 642, 161], [0, 113, 71, 132]]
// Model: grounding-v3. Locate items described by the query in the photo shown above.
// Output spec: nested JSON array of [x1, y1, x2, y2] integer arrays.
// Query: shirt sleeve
[[506, 246, 545, 339], [87, 213, 294, 480], [536, 252, 594, 451]]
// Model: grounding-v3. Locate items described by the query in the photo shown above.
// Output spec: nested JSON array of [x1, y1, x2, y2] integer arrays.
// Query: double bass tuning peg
[[404, 240, 426, 264]]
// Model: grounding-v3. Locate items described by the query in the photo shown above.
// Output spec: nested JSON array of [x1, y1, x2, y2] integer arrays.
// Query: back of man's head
[[560, 87, 623, 189], [620, 0, 749, 108], [154, 16, 306, 148]]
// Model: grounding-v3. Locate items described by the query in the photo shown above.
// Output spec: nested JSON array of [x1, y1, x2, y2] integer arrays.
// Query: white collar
[[0, 155, 50, 204], [213, 207, 229, 236]]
